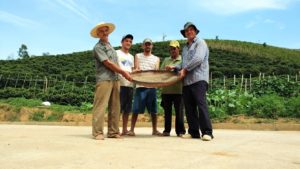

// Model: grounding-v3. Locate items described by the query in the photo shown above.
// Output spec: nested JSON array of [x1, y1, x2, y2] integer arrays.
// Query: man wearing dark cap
[[116, 34, 135, 136], [167, 22, 214, 141]]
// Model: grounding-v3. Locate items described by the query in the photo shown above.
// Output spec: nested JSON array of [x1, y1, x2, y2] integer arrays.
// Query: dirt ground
[[0, 124, 300, 169], [0, 105, 299, 130]]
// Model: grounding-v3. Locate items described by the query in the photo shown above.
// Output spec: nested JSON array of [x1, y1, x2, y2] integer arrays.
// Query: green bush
[[208, 105, 228, 121], [285, 96, 300, 118], [47, 112, 64, 121], [247, 94, 285, 119], [30, 111, 45, 121]]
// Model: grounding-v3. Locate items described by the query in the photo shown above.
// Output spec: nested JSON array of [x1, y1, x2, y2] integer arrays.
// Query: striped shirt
[[136, 53, 159, 88]]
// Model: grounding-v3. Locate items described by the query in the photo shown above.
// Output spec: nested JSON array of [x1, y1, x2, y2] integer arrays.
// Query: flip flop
[[152, 131, 163, 136], [126, 131, 135, 136]]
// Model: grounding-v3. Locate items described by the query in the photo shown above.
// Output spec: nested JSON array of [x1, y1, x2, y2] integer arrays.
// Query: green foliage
[[18, 44, 29, 59], [251, 77, 299, 97], [46, 112, 64, 121], [0, 97, 41, 108], [1, 40, 299, 80], [1, 39, 300, 120], [285, 96, 300, 118], [30, 111, 45, 121], [207, 89, 254, 120], [247, 95, 286, 119], [0, 98, 91, 114], [79, 102, 93, 111]]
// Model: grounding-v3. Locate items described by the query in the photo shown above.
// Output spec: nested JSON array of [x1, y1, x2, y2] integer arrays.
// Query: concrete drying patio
[[0, 124, 299, 169]]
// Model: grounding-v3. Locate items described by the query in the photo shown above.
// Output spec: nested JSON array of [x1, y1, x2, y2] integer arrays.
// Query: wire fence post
[[44, 76, 48, 93], [61, 75, 68, 95], [233, 74, 236, 86], [240, 74, 244, 92], [14, 73, 20, 88], [4, 75, 10, 89], [249, 74, 252, 91], [28, 76, 32, 88], [245, 79, 247, 93], [22, 74, 27, 89]]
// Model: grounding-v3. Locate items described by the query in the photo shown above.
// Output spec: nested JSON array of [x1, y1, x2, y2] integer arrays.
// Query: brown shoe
[[95, 134, 104, 140]]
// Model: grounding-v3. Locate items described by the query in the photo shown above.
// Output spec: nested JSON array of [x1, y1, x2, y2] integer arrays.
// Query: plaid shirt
[[176, 37, 209, 86]]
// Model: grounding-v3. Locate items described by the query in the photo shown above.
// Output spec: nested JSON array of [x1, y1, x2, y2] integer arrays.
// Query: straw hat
[[90, 22, 115, 38]]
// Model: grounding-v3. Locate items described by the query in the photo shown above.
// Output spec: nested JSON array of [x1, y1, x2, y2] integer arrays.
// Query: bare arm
[[133, 54, 140, 71], [156, 57, 160, 70], [102, 60, 132, 81]]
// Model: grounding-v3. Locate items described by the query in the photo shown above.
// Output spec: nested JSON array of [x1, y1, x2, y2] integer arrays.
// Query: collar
[[172, 55, 181, 61], [186, 37, 198, 45]]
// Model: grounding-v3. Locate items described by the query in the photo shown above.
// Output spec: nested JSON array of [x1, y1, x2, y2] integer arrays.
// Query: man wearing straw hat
[[167, 22, 214, 141], [90, 22, 132, 140]]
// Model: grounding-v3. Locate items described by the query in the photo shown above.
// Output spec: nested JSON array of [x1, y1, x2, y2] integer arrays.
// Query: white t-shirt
[[136, 53, 159, 88], [116, 49, 134, 87]]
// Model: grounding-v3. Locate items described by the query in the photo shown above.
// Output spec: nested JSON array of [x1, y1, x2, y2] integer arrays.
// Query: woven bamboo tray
[[131, 70, 180, 88]]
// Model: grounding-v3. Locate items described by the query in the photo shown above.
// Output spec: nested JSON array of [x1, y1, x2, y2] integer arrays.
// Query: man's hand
[[178, 68, 187, 79], [165, 66, 176, 71], [122, 71, 132, 81]]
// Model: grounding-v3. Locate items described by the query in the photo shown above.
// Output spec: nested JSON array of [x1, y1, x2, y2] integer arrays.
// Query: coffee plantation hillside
[[0, 39, 299, 82]]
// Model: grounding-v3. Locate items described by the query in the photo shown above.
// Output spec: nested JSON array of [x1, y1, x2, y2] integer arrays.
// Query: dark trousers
[[183, 81, 213, 138], [161, 94, 186, 135]]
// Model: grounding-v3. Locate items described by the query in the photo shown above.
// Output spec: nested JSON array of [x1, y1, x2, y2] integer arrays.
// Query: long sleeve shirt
[[175, 37, 209, 86]]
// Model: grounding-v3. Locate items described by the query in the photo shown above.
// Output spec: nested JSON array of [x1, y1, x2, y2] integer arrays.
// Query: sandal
[[152, 130, 163, 136], [108, 134, 123, 139], [126, 131, 136, 136]]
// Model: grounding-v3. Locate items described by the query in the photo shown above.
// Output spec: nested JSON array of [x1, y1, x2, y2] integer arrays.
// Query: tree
[[43, 52, 50, 56], [6, 53, 15, 60], [18, 44, 29, 59], [216, 35, 219, 40], [263, 42, 267, 47]]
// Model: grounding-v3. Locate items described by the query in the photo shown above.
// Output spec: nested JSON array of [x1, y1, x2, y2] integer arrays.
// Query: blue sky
[[0, 0, 300, 60]]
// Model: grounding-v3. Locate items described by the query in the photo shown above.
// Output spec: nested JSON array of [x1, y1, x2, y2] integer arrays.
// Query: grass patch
[[0, 97, 91, 114], [30, 111, 45, 121]]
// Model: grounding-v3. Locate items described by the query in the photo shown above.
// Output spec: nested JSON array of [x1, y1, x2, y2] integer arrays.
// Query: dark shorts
[[132, 88, 157, 114], [120, 86, 133, 114]]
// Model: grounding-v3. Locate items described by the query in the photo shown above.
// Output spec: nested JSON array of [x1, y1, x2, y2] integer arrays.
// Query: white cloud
[[0, 10, 40, 28], [55, 0, 92, 23], [245, 21, 258, 29], [245, 17, 286, 30], [193, 0, 298, 15]]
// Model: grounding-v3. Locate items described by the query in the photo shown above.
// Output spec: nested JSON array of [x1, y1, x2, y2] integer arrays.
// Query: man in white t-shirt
[[129, 38, 162, 136], [116, 34, 135, 136]]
